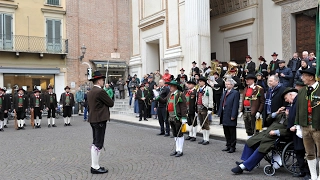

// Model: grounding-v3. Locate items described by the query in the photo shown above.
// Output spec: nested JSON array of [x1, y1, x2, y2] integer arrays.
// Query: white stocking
[[91, 145, 100, 170], [52, 118, 55, 125], [0, 121, 3, 129], [307, 159, 317, 180]]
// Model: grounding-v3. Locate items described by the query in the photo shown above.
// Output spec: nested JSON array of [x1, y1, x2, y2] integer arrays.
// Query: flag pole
[[105, 60, 110, 83], [316, 3, 320, 79]]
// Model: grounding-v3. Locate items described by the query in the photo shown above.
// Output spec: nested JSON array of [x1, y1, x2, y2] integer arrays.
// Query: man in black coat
[[176, 68, 188, 82], [211, 72, 224, 114], [257, 56, 268, 79], [185, 81, 197, 141], [263, 75, 286, 127], [155, 79, 170, 136], [30, 89, 44, 128], [268, 52, 280, 75], [190, 61, 200, 81], [243, 55, 256, 78], [44, 85, 57, 127], [135, 84, 149, 121], [287, 52, 301, 87], [218, 79, 240, 153], [0, 88, 7, 131], [3, 88, 11, 128]]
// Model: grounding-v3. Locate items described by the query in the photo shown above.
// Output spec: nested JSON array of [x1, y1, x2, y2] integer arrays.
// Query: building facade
[[66, 0, 131, 92], [0, 0, 67, 96], [130, 0, 318, 78]]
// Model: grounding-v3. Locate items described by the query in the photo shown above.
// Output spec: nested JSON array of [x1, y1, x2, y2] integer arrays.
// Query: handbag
[[255, 117, 262, 131]]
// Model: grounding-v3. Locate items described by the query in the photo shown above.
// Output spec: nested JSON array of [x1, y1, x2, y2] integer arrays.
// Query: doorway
[[230, 39, 248, 64], [146, 40, 160, 74]]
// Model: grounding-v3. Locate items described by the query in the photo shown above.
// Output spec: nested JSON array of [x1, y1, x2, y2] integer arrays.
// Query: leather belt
[[244, 107, 251, 112]]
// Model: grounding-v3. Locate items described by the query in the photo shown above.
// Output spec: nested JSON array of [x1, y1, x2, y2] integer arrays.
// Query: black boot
[[90, 167, 108, 174]]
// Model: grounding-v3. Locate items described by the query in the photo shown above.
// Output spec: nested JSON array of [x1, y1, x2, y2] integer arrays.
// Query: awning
[[90, 60, 128, 68], [0, 67, 61, 74]]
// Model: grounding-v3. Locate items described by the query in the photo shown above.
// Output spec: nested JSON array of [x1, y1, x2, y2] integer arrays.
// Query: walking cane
[[197, 113, 209, 133]]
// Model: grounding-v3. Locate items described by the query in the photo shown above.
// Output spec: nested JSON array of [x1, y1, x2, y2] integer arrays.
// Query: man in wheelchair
[[231, 88, 295, 175]]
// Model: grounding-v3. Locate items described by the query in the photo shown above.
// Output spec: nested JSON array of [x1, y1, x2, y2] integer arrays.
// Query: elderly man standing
[[275, 60, 293, 88], [218, 79, 240, 153], [295, 67, 320, 180], [87, 71, 114, 174], [155, 79, 170, 136], [116, 78, 125, 99], [239, 74, 265, 138]]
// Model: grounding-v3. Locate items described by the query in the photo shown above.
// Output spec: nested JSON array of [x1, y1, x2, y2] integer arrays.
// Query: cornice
[[139, 10, 166, 31], [0, 2, 18, 9], [272, 0, 300, 6], [41, 8, 66, 15], [220, 18, 255, 31]]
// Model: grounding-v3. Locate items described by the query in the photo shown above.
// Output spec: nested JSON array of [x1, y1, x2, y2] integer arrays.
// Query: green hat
[[165, 80, 183, 91], [281, 87, 298, 99]]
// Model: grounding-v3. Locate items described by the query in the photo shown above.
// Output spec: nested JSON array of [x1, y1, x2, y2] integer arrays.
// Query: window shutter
[[3, 14, 12, 49], [54, 20, 61, 43], [0, 14, 3, 39], [47, 19, 53, 43]]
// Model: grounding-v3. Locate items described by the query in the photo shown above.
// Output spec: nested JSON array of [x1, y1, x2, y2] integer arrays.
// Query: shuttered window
[[47, 0, 60, 6], [46, 19, 61, 52], [0, 14, 13, 50]]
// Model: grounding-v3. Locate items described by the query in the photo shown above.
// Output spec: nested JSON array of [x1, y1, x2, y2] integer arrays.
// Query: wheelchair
[[260, 138, 300, 176]]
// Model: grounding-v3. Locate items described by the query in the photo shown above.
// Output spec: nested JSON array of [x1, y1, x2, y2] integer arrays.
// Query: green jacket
[[247, 113, 291, 154], [295, 84, 320, 129], [158, 90, 187, 121], [104, 87, 114, 99]]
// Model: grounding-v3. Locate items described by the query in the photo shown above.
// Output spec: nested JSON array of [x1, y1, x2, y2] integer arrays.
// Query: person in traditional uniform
[[243, 55, 256, 78], [295, 67, 320, 180], [3, 87, 11, 128], [218, 79, 240, 153], [144, 82, 152, 119], [257, 56, 268, 79], [231, 106, 291, 175], [30, 89, 43, 128], [87, 71, 114, 174], [45, 85, 57, 127], [178, 75, 188, 92], [238, 74, 265, 138], [0, 88, 8, 131], [190, 61, 200, 81], [136, 84, 149, 121], [60, 86, 74, 126], [13, 88, 28, 130], [268, 52, 280, 75], [201, 62, 208, 76], [185, 80, 197, 141], [255, 73, 267, 92], [210, 72, 224, 114], [176, 68, 188, 82], [157, 80, 187, 157], [196, 77, 214, 145]]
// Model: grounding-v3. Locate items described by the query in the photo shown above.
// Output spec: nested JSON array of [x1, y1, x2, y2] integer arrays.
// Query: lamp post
[[79, 44, 86, 61]]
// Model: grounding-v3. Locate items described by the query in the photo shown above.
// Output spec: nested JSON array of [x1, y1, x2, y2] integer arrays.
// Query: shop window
[[4, 74, 54, 94]]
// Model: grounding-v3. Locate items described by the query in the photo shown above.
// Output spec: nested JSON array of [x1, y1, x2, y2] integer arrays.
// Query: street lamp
[[79, 44, 86, 61]]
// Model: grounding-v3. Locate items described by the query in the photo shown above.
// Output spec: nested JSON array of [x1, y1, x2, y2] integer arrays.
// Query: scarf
[[265, 84, 281, 114]]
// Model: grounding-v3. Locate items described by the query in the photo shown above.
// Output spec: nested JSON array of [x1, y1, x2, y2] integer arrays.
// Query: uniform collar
[[94, 85, 101, 88], [310, 82, 319, 89]]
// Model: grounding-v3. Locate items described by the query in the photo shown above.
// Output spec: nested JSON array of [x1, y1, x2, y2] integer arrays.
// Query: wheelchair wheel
[[264, 165, 275, 176], [281, 141, 300, 174]]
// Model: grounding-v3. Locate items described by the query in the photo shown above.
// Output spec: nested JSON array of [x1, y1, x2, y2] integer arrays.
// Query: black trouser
[[17, 107, 26, 119], [47, 104, 56, 118], [0, 112, 4, 121], [63, 106, 72, 118], [295, 149, 309, 174], [169, 117, 183, 137], [4, 112, 8, 118], [90, 121, 107, 150], [187, 114, 197, 126], [146, 103, 151, 118], [157, 107, 170, 134], [138, 103, 147, 120], [214, 94, 222, 114], [34, 107, 42, 119], [223, 125, 237, 149]]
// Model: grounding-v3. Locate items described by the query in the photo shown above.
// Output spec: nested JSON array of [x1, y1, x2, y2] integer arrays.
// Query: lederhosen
[[47, 93, 56, 118], [34, 95, 42, 119], [185, 89, 197, 127], [63, 93, 72, 118], [17, 95, 26, 120], [167, 93, 183, 137]]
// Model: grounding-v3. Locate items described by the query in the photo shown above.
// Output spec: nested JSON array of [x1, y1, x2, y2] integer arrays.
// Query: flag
[[317, 3, 320, 77]]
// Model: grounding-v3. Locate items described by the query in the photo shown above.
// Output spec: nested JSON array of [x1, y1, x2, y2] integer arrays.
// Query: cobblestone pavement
[[0, 116, 294, 180]]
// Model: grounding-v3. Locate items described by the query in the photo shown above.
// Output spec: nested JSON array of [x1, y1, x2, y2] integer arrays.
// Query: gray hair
[[302, 51, 309, 55], [225, 78, 236, 86], [288, 92, 298, 96], [269, 75, 279, 82]]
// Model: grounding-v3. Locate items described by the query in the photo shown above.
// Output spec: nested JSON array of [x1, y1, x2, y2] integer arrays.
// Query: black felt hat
[[281, 87, 298, 99], [299, 67, 316, 77], [89, 71, 106, 81]]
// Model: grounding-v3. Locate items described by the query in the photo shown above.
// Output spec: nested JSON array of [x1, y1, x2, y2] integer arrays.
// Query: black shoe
[[185, 136, 192, 140], [68, 123, 72, 126], [48, 124, 51, 128], [190, 137, 196, 141], [24, 123, 26, 127], [198, 140, 204, 144], [144, 119, 148, 121], [38, 125, 41, 128], [170, 151, 177, 156], [228, 148, 235, 153], [64, 123, 67, 127], [52, 124, 57, 127], [139, 119, 142, 121], [164, 134, 170, 137], [202, 141, 209, 145], [157, 132, 165, 135], [0, 128, 4, 131], [90, 167, 108, 174], [293, 172, 306, 177], [222, 147, 230, 151], [235, 161, 243, 166], [231, 166, 243, 174], [175, 151, 183, 157], [21, 127, 25, 130], [4, 125, 7, 128]]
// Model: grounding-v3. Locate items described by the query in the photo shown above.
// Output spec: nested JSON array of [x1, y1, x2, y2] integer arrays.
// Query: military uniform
[[60, 86, 75, 126], [44, 86, 57, 127], [30, 89, 44, 128], [185, 81, 197, 141]]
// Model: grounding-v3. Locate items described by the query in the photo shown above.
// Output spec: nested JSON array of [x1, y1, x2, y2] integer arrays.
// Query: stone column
[[184, 0, 211, 66]]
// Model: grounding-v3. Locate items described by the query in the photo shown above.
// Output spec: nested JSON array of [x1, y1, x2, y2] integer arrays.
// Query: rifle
[[14, 110, 18, 130], [30, 108, 35, 128]]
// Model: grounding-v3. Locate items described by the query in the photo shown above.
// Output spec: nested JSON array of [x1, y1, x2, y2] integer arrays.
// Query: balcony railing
[[0, 34, 68, 54]]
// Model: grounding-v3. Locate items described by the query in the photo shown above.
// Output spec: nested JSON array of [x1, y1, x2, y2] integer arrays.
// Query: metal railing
[[0, 34, 68, 54]]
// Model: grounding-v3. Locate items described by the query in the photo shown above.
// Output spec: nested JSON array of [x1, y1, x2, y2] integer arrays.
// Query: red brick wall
[[66, 0, 131, 90]]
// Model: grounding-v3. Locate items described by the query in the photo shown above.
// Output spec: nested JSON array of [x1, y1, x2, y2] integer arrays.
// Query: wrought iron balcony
[[0, 34, 68, 54]]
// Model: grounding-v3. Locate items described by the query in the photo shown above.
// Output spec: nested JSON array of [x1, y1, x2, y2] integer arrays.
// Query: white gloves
[[255, 112, 261, 119], [238, 112, 243, 118], [296, 125, 302, 138], [195, 112, 198, 117], [181, 118, 187, 124], [207, 110, 212, 115]]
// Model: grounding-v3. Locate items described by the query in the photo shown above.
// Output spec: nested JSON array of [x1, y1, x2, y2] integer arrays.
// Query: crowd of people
[[121, 51, 319, 179]]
